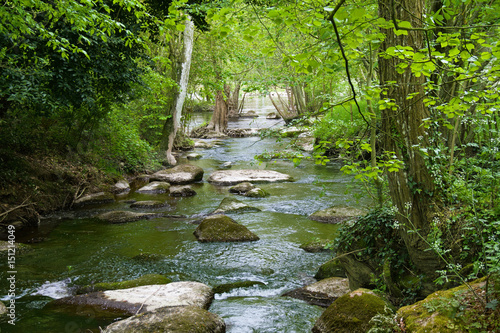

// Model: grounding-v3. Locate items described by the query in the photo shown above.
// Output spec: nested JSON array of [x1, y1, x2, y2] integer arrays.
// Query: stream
[[0, 96, 371, 332]]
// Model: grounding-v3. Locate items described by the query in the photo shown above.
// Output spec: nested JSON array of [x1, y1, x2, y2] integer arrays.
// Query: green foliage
[[313, 101, 367, 142]]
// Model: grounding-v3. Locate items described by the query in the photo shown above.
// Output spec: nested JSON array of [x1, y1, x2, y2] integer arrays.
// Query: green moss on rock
[[300, 239, 333, 253], [314, 258, 346, 279], [76, 274, 171, 294], [312, 288, 394, 333], [194, 214, 259, 242]]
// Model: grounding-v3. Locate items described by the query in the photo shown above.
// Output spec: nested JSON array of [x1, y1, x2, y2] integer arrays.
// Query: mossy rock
[[103, 305, 226, 333], [312, 288, 394, 333], [76, 274, 172, 294], [213, 281, 266, 294], [194, 214, 259, 242], [397, 277, 500, 333], [0, 301, 6, 316], [309, 206, 367, 224], [213, 197, 261, 214], [314, 258, 346, 280], [283, 277, 349, 308], [245, 188, 270, 198], [300, 239, 333, 253], [0, 240, 33, 254], [135, 182, 171, 194], [96, 211, 159, 224]]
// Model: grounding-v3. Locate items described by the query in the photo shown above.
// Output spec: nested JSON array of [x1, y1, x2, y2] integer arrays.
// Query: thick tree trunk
[[378, 0, 442, 276], [208, 89, 228, 133]]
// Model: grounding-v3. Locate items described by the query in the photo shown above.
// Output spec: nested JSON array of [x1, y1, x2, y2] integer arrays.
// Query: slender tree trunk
[[159, 17, 195, 165], [378, 0, 442, 277]]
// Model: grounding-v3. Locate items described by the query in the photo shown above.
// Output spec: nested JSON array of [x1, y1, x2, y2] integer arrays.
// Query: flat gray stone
[[151, 164, 204, 184], [74, 192, 115, 207], [103, 306, 226, 333], [207, 169, 293, 186], [136, 182, 171, 194], [213, 197, 261, 214]]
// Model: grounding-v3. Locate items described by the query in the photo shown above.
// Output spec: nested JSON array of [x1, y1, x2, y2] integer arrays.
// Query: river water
[[0, 96, 370, 332]]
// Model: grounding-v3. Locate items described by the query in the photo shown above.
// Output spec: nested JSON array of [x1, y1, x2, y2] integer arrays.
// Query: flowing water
[[0, 96, 371, 332]]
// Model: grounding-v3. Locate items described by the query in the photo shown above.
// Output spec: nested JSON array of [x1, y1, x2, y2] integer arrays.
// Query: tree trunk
[[159, 17, 195, 165], [208, 89, 228, 133], [378, 0, 442, 276]]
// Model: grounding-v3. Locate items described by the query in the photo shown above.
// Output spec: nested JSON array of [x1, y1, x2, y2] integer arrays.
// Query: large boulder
[[283, 277, 350, 307], [76, 274, 172, 294], [194, 214, 259, 242], [49, 282, 214, 316], [103, 305, 226, 333], [207, 169, 293, 186], [151, 164, 204, 185], [309, 206, 367, 224], [312, 288, 395, 333], [213, 197, 261, 214], [73, 192, 115, 207], [397, 277, 497, 333], [135, 182, 171, 194], [96, 211, 159, 224]]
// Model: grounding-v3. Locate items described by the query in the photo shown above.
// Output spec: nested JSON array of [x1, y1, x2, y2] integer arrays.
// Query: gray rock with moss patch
[[312, 288, 394, 333], [74, 192, 115, 207], [245, 188, 269, 198], [213, 197, 261, 214], [309, 206, 367, 224], [51, 281, 214, 316], [229, 182, 255, 194], [151, 164, 204, 185], [300, 239, 332, 253], [0, 301, 6, 316], [97, 211, 159, 224], [194, 214, 259, 242], [169, 185, 197, 197], [283, 277, 350, 307], [76, 274, 171, 294], [136, 182, 171, 194], [130, 201, 168, 209], [314, 258, 346, 279], [207, 169, 293, 186], [111, 180, 130, 194], [103, 305, 226, 333]]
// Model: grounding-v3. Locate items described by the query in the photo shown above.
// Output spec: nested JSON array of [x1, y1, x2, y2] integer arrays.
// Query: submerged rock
[[220, 161, 232, 169], [213, 281, 266, 294], [194, 214, 259, 242], [50, 282, 214, 316], [151, 164, 204, 184], [130, 200, 168, 209], [76, 274, 171, 294], [96, 211, 159, 224], [103, 305, 226, 333], [131, 252, 167, 262], [309, 206, 367, 224], [312, 288, 394, 333], [283, 277, 350, 307], [208, 169, 293, 186], [314, 258, 347, 280], [135, 182, 171, 194], [73, 192, 115, 207], [213, 197, 261, 214], [228, 182, 255, 194], [169, 185, 197, 197], [239, 110, 258, 118]]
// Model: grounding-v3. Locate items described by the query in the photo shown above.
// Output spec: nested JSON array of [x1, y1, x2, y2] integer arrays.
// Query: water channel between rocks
[[0, 96, 372, 332]]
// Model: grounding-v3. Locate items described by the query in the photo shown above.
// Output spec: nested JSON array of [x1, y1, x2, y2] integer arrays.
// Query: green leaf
[[176, 24, 185, 32]]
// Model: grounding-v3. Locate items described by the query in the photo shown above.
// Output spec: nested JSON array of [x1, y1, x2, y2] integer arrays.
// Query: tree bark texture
[[378, 0, 442, 276]]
